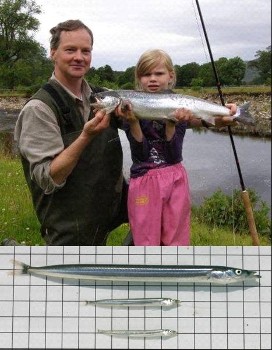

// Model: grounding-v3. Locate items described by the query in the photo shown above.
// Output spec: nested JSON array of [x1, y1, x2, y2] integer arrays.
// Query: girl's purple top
[[123, 119, 187, 178]]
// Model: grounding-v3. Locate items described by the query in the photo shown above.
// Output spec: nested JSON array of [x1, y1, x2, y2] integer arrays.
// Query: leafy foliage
[[192, 189, 271, 237], [0, 0, 41, 64], [0, 0, 52, 89], [175, 62, 200, 87], [248, 46, 271, 85], [217, 57, 246, 85]]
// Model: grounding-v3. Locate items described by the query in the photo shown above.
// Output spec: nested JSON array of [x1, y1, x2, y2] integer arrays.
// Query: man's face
[[51, 28, 92, 81]]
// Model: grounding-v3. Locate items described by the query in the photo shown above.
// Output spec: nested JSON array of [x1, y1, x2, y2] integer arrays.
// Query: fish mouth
[[94, 96, 102, 103], [249, 271, 261, 279], [89, 97, 103, 110]]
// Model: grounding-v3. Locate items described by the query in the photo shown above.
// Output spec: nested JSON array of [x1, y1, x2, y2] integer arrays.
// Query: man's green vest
[[21, 80, 128, 245]]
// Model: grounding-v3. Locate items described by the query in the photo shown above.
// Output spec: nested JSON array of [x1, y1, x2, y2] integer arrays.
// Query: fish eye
[[235, 269, 242, 275]]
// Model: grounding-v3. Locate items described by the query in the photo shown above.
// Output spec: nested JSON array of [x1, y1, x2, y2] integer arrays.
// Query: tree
[[175, 62, 200, 87], [248, 46, 271, 84], [0, 0, 44, 88], [0, 0, 41, 63], [190, 77, 203, 90], [198, 62, 215, 87], [217, 57, 246, 85], [117, 66, 135, 88], [96, 65, 116, 83]]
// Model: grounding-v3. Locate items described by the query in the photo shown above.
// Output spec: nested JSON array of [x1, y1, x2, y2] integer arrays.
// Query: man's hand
[[83, 109, 110, 136]]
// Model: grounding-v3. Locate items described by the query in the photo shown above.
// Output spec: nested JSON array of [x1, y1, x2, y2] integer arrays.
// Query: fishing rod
[[194, 0, 260, 246]]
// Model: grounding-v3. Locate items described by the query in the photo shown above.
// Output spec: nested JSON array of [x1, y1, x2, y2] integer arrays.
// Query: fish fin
[[200, 116, 216, 125], [233, 102, 255, 125], [120, 99, 131, 112], [8, 259, 29, 276]]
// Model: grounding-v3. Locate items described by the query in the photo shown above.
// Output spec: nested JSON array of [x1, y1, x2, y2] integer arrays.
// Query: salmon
[[91, 90, 255, 125]]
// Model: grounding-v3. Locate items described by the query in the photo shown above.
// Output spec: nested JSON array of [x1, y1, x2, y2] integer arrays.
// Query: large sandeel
[[12, 260, 260, 285]]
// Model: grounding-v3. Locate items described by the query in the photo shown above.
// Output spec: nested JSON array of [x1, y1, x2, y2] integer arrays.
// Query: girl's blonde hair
[[135, 49, 176, 90]]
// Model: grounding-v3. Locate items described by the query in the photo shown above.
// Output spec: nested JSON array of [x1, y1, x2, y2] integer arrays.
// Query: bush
[[120, 82, 134, 90], [192, 188, 271, 237], [16, 84, 42, 97]]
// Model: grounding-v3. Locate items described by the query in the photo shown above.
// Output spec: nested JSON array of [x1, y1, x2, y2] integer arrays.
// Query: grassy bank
[[1, 154, 270, 246]]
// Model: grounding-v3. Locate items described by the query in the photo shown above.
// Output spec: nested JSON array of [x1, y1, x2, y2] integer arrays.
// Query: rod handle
[[241, 190, 260, 246]]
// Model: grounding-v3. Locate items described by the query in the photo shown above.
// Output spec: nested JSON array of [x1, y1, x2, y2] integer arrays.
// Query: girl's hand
[[115, 102, 139, 124], [226, 103, 237, 116], [165, 108, 193, 140], [174, 107, 194, 122], [215, 103, 239, 127]]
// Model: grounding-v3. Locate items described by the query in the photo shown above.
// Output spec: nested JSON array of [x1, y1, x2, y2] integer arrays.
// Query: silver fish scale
[[47, 264, 212, 278]]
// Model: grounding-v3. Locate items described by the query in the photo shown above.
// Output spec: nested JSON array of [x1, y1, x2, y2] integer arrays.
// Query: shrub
[[192, 188, 271, 237]]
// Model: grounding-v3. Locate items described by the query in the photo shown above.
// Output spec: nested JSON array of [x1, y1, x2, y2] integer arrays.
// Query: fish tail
[[234, 102, 255, 125], [9, 259, 30, 275]]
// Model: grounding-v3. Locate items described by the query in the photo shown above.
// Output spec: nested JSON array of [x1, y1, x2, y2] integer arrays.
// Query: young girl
[[120, 49, 236, 246]]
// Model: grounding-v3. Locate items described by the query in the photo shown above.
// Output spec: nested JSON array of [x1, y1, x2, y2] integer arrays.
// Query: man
[[14, 20, 128, 245]]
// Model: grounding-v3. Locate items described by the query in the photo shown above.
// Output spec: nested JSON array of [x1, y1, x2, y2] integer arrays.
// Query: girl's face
[[139, 62, 174, 92]]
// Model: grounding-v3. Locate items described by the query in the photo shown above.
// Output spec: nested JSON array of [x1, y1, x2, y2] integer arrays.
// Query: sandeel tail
[[10, 259, 30, 275]]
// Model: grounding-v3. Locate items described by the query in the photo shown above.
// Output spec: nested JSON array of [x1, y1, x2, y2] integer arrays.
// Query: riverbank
[[1, 155, 270, 246], [205, 93, 271, 138], [0, 92, 271, 137]]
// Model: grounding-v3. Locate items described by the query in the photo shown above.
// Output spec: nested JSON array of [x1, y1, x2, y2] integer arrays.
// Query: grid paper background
[[0, 245, 271, 349]]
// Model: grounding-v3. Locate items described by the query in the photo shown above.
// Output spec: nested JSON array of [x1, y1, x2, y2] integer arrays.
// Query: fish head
[[162, 329, 177, 338], [209, 267, 261, 284], [226, 268, 261, 282], [161, 298, 180, 307], [90, 91, 121, 114]]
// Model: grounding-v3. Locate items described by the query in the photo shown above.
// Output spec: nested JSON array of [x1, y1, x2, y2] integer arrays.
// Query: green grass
[[0, 155, 44, 245], [107, 222, 269, 246], [1, 154, 269, 246]]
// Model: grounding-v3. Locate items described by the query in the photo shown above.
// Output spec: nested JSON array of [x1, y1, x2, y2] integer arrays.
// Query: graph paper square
[[0, 246, 271, 349]]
